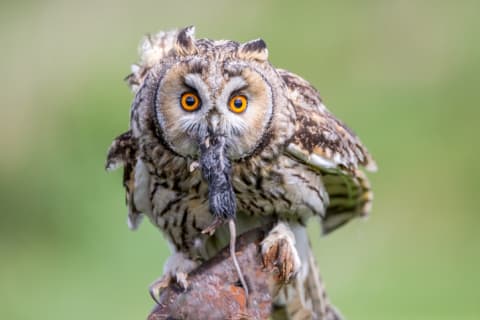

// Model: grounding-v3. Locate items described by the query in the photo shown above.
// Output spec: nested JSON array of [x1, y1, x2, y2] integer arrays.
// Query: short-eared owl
[[106, 26, 376, 319]]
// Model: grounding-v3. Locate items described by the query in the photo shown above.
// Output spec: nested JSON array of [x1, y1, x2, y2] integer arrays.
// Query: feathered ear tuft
[[175, 26, 198, 56], [238, 39, 268, 62]]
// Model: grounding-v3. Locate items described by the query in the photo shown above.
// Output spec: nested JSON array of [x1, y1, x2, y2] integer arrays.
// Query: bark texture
[[147, 227, 281, 320]]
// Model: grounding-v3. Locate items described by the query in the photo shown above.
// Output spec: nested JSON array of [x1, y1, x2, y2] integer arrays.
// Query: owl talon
[[149, 275, 171, 304], [174, 272, 190, 291], [149, 272, 191, 304], [149, 252, 198, 303], [261, 222, 301, 283]]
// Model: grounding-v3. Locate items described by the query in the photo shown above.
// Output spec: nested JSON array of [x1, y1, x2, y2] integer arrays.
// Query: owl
[[106, 26, 376, 320]]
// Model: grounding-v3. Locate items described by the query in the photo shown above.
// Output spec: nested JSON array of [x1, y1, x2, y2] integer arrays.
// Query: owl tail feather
[[272, 247, 343, 320]]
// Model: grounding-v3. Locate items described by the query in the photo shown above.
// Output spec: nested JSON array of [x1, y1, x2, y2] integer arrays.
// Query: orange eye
[[228, 95, 248, 113], [180, 92, 201, 112]]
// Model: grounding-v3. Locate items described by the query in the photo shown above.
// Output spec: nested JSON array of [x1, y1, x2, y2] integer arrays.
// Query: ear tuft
[[238, 39, 268, 62], [175, 26, 198, 56]]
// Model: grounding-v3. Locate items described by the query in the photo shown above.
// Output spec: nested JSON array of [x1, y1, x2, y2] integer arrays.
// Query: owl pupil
[[234, 98, 243, 108], [185, 96, 195, 106]]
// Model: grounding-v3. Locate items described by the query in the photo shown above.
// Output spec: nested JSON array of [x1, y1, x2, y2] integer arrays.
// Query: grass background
[[1, 0, 479, 319]]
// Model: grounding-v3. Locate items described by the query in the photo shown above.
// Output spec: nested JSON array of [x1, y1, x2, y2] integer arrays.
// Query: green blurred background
[[1, 0, 479, 319]]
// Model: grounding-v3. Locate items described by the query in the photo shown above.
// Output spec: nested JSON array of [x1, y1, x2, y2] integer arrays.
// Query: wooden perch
[[147, 227, 282, 320]]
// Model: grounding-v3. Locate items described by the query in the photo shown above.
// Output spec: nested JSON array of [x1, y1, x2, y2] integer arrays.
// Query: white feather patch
[[287, 143, 337, 169]]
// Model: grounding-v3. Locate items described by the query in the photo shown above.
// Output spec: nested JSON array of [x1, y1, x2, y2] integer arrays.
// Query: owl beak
[[208, 113, 221, 135]]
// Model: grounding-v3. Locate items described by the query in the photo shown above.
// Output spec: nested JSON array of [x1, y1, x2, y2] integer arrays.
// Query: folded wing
[[279, 69, 377, 234]]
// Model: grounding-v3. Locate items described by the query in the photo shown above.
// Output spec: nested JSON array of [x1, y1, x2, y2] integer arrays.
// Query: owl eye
[[180, 92, 201, 112], [228, 95, 248, 113]]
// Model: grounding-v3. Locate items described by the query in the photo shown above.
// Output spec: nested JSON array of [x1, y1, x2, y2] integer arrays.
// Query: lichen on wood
[[147, 227, 281, 320]]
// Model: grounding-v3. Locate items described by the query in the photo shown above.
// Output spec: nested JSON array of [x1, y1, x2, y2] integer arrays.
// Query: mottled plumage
[[107, 26, 376, 319]]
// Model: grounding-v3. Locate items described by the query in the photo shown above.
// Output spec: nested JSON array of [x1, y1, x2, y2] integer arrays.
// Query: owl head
[[129, 26, 295, 219], [133, 26, 291, 162]]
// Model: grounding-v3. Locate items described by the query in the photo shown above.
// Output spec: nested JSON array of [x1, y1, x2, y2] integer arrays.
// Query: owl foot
[[149, 272, 190, 304], [261, 222, 301, 283], [149, 252, 198, 304]]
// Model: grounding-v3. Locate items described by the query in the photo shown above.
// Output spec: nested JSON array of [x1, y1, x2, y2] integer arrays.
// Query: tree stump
[[147, 227, 281, 320]]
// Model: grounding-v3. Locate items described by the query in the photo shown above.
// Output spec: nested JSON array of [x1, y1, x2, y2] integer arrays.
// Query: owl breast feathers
[[106, 26, 376, 257]]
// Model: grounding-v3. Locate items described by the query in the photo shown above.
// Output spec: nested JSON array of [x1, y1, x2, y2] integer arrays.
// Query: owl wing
[[105, 130, 143, 229], [278, 69, 377, 234]]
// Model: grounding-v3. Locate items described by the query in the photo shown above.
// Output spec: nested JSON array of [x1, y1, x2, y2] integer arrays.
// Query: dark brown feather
[[279, 69, 376, 233]]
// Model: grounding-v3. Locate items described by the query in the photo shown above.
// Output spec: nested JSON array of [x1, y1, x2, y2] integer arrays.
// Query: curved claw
[[149, 275, 171, 304], [149, 272, 191, 304]]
